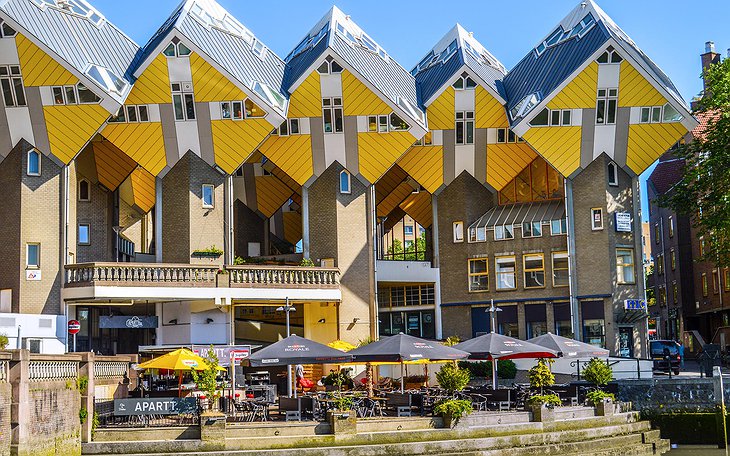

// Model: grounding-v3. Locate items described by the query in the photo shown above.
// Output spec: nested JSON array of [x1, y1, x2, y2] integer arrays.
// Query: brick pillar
[[546, 302, 555, 333], [517, 303, 527, 340], [79, 353, 94, 443], [8, 349, 30, 455]]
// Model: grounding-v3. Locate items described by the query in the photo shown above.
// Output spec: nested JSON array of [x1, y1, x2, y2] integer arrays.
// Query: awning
[[469, 200, 565, 231]]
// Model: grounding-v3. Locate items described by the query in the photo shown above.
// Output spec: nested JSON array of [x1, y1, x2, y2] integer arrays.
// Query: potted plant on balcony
[[191, 245, 224, 260]]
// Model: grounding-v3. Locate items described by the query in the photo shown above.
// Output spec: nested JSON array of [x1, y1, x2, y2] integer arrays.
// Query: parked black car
[[650, 340, 681, 375]]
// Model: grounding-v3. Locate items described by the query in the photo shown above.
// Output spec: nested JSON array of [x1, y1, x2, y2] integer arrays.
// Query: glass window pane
[[173, 94, 184, 120], [289, 119, 299, 134], [27, 151, 39, 175], [497, 129, 506, 143], [12, 78, 25, 106], [53, 87, 64, 105], [138, 105, 149, 122], [551, 110, 561, 126], [596, 100, 605, 124], [455, 122, 464, 144], [185, 94, 196, 119], [221, 102, 231, 119], [339, 171, 350, 193], [177, 42, 191, 56], [163, 43, 176, 57], [1, 78, 13, 106], [232, 101, 243, 119], [65, 86, 77, 104], [126, 106, 137, 122], [245, 99, 264, 118], [607, 99, 617, 124], [466, 121, 474, 144], [27, 244, 39, 268], [78, 224, 90, 245], [202, 185, 214, 207], [331, 61, 343, 73], [562, 110, 571, 125], [652, 107, 661, 123], [334, 108, 343, 132], [368, 116, 377, 132], [530, 108, 549, 126], [77, 84, 100, 103], [323, 109, 332, 132]]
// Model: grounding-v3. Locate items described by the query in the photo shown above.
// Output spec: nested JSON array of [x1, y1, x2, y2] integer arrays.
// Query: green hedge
[[458, 360, 517, 380]]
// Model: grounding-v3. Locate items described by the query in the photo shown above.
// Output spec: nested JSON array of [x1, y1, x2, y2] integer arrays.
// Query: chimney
[[701, 41, 720, 92]]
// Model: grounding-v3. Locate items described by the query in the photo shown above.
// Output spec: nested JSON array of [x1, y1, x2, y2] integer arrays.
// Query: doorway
[[618, 326, 634, 358]]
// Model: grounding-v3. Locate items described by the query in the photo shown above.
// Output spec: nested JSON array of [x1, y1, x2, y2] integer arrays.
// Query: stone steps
[[356, 416, 441, 433], [226, 420, 332, 437]]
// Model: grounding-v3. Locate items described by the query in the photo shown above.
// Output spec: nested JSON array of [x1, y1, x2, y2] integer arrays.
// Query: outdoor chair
[[385, 392, 414, 417], [486, 389, 511, 411], [279, 396, 302, 421], [468, 393, 489, 411]]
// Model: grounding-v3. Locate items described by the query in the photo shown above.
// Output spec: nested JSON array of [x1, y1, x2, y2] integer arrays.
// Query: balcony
[[62, 263, 341, 303]]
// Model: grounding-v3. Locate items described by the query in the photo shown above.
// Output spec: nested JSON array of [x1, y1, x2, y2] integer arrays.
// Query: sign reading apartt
[[114, 398, 198, 416]]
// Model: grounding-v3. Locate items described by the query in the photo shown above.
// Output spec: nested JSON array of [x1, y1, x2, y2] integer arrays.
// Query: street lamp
[[276, 298, 296, 397], [486, 299, 502, 389]]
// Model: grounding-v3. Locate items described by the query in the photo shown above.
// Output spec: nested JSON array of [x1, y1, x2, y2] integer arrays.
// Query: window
[[639, 103, 683, 124], [495, 256, 516, 290], [494, 224, 514, 241], [702, 273, 708, 297], [468, 258, 489, 292], [583, 318, 605, 348], [616, 248, 635, 284], [163, 41, 192, 58], [455, 111, 474, 145], [453, 221, 464, 243], [672, 281, 678, 304], [414, 131, 433, 146], [252, 81, 286, 112], [26, 149, 40, 176], [26, 243, 40, 269], [656, 254, 664, 275], [524, 254, 545, 288], [668, 216, 674, 238], [78, 179, 90, 201], [522, 221, 542, 238], [700, 237, 706, 257], [316, 59, 344, 75], [670, 249, 676, 270], [552, 252, 569, 287], [596, 47, 623, 64], [596, 88, 618, 124], [529, 108, 572, 127], [339, 170, 351, 194], [201, 184, 214, 208], [658, 287, 667, 306], [607, 162, 619, 186], [322, 97, 343, 133], [550, 219, 567, 235], [0, 20, 16, 38], [108, 105, 150, 123], [591, 208, 603, 230], [535, 13, 595, 56], [86, 65, 126, 95], [389, 112, 409, 131], [725, 268, 730, 292], [276, 118, 301, 136], [53, 83, 99, 105], [171, 82, 195, 121], [655, 224, 660, 243], [713, 269, 720, 294], [452, 72, 477, 90], [78, 224, 90, 245], [496, 128, 522, 144], [0, 65, 26, 107], [404, 225, 414, 236], [76, 83, 101, 103], [510, 92, 540, 119]]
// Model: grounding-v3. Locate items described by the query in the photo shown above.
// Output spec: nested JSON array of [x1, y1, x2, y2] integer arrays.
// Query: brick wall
[[75, 173, 114, 263], [0, 378, 10, 456], [162, 153, 191, 263], [24, 386, 81, 456], [233, 200, 265, 259], [0, 144, 22, 313]]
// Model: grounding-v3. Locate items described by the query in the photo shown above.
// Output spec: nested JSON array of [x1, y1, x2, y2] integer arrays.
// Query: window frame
[[455, 111, 474, 145], [596, 87, 618, 125], [453, 221, 464, 243], [552, 251, 570, 287], [616, 248, 636, 285], [702, 273, 708, 297], [522, 221, 542, 238], [171, 82, 196, 121], [26, 243, 40, 269], [0, 64, 26, 107], [670, 248, 676, 271], [494, 224, 515, 241], [78, 223, 90, 246], [495, 255, 517, 291], [26, 149, 41, 176], [550, 219, 567, 236], [201, 184, 215, 209], [339, 170, 351, 194], [78, 179, 90, 202], [591, 207, 604, 231], [607, 161, 619, 186], [523, 253, 546, 289], [322, 97, 343, 134], [668, 216, 674, 238], [468, 257, 489, 292]]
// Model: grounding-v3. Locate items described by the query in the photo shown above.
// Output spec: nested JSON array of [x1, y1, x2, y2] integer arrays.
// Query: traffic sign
[[68, 320, 81, 334]]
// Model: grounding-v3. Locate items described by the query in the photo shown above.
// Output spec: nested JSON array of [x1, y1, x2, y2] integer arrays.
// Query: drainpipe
[[632, 176, 648, 357], [432, 194, 442, 339], [564, 179, 581, 341], [369, 184, 378, 340], [155, 177, 163, 263], [61, 164, 70, 351], [302, 186, 310, 259], [223, 175, 233, 264]]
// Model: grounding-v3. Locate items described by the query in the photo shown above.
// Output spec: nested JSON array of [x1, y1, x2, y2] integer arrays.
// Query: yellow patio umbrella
[[138, 348, 226, 397], [327, 340, 357, 352]]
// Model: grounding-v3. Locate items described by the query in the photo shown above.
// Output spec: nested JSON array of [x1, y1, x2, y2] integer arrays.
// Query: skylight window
[[335, 21, 388, 60], [287, 24, 328, 61], [86, 65, 126, 95], [252, 81, 285, 112], [31, 0, 104, 26], [190, 1, 254, 44], [510, 92, 540, 120], [397, 97, 424, 124], [535, 13, 595, 56], [251, 39, 267, 59]]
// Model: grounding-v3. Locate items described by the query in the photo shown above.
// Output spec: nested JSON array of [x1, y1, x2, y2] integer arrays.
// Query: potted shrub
[[0, 333, 8, 350], [433, 399, 473, 428], [583, 357, 615, 415], [526, 358, 558, 421], [435, 363, 473, 427]]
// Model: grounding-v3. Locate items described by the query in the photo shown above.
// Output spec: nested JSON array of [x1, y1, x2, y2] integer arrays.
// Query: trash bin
[[219, 396, 230, 413], [700, 344, 721, 377]]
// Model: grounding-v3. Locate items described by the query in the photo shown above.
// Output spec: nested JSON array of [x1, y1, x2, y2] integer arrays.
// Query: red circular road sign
[[68, 320, 81, 335]]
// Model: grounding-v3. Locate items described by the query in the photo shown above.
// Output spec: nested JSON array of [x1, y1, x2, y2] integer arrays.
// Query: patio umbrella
[[248, 335, 353, 367], [454, 332, 558, 389], [327, 340, 357, 352], [137, 348, 226, 397], [527, 332, 609, 358], [348, 333, 469, 392]]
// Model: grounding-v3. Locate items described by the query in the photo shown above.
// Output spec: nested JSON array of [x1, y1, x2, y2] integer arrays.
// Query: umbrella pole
[[492, 358, 497, 390], [178, 371, 183, 398], [400, 362, 404, 393]]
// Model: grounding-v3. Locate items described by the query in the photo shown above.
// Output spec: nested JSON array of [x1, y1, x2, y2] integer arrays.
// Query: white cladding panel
[[454, 89, 475, 112], [6, 107, 34, 147], [593, 124, 616, 160], [175, 120, 201, 158], [323, 133, 346, 169], [454, 144, 474, 177], [320, 73, 342, 98]]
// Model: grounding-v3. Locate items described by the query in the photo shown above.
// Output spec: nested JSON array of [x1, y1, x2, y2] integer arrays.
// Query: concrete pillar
[[79, 352, 94, 443], [517, 303, 527, 340], [9, 349, 30, 454], [546, 302, 556, 333], [565, 179, 582, 341], [302, 186, 310, 259]]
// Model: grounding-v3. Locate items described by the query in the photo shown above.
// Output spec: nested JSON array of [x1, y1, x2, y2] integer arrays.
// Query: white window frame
[[171, 82, 196, 121], [495, 256, 517, 291], [550, 219, 567, 236], [607, 161, 619, 186], [339, 170, 351, 194], [201, 184, 215, 208], [26, 243, 40, 269], [78, 223, 90, 246], [0, 65, 26, 107], [453, 221, 464, 243], [522, 221, 542, 238], [591, 208, 604, 231], [78, 179, 90, 202], [551, 251, 570, 287], [455, 111, 474, 145], [26, 149, 41, 176], [596, 88, 618, 125], [322, 97, 343, 134], [616, 248, 636, 285], [494, 224, 515, 241], [0, 20, 16, 38]]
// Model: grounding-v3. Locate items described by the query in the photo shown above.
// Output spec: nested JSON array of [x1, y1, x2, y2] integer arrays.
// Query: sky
[[90, 0, 730, 219]]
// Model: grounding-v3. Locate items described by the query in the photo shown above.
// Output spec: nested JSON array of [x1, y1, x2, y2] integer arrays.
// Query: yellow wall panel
[[283, 211, 303, 245], [92, 140, 137, 190], [342, 70, 391, 116], [619, 63, 667, 107], [102, 122, 167, 176], [255, 175, 295, 218], [130, 167, 156, 213], [400, 192, 432, 228], [44, 104, 109, 164], [288, 71, 321, 118], [190, 53, 247, 103], [211, 118, 273, 174], [397, 145, 443, 194], [626, 123, 687, 174], [426, 87, 455, 131], [377, 181, 413, 218], [521, 126, 582, 177], [126, 54, 171, 105], [357, 131, 416, 184], [487, 143, 538, 190], [547, 62, 598, 109], [475, 86, 508, 129], [258, 134, 313, 186], [16, 34, 77, 87]]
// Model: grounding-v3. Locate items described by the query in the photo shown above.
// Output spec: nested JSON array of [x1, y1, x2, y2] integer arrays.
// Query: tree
[[528, 358, 555, 395], [436, 363, 471, 394], [386, 235, 427, 260], [659, 58, 730, 267], [583, 357, 613, 387], [191, 346, 222, 411]]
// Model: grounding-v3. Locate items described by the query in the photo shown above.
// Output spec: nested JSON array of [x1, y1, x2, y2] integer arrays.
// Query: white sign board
[[25, 270, 41, 281], [615, 212, 632, 232]]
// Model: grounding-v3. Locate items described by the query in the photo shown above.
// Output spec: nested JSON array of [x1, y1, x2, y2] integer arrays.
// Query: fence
[[94, 361, 130, 379], [94, 398, 201, 428], [28, 360, 79, 382]]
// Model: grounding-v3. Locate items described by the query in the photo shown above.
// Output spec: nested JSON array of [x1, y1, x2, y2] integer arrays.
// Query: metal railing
[[64, 263, 218, 287], [94, 362, 129, 379], [227, 265, 340, 288], [28, 361, 78, 382], [94, 399, 200, 428]]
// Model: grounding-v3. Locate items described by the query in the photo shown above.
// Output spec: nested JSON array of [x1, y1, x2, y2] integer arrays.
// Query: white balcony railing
[[226, 265, 340, 289]]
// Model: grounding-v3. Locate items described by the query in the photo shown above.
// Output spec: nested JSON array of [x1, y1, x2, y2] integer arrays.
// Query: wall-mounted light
[[317, 318, 326, 324], [168, 318, 177, 325], [352, 317, 360, 323], [205, 318, 215, 324]]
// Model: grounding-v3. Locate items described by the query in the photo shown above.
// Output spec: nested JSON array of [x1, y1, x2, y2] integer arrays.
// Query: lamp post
[[276, 298, 296, 397], [486, 299, 502, 389]]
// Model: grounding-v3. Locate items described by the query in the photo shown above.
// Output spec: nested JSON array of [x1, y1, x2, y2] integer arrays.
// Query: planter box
[[528, 403, 555, 422], [327, 410, 357, 435], [596, 398, 615, 416], [216, 273, 229, 287]]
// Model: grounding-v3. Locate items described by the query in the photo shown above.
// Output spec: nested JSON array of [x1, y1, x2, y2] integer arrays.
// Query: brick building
[[0, 0, 695, 358]]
